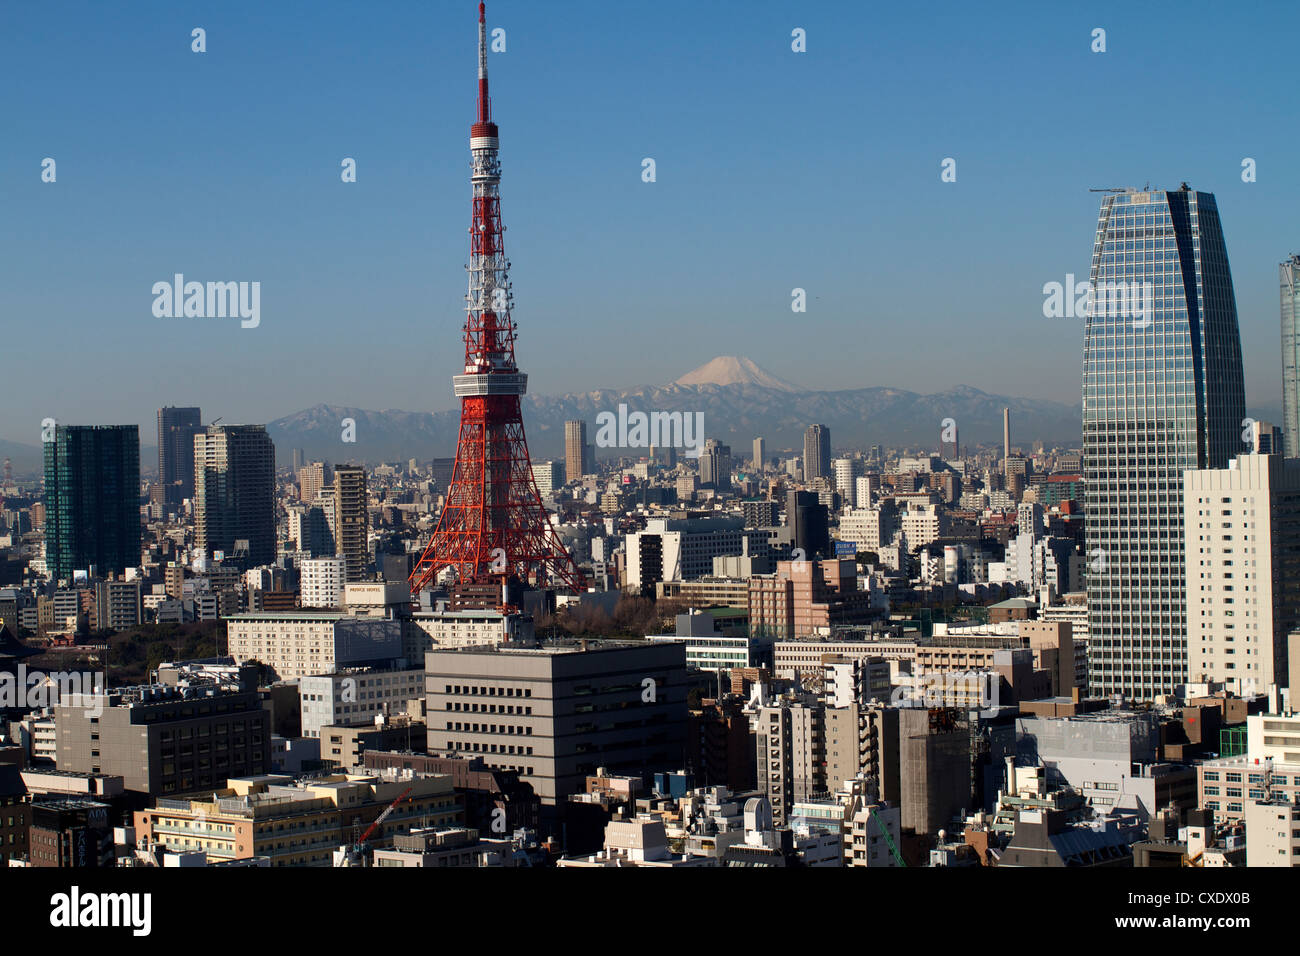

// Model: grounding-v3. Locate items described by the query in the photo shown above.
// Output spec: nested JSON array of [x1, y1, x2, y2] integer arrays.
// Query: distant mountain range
[[1, 357, 1281, 474], [265, 357, 1089, 465]]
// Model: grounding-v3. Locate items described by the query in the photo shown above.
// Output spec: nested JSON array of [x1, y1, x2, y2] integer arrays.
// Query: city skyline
[[4, 1, 1300, 441], [7, 1, 1300, 893]]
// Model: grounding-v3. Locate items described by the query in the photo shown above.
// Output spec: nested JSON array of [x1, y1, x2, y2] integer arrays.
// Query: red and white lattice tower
[[410, 2, 586, 596]]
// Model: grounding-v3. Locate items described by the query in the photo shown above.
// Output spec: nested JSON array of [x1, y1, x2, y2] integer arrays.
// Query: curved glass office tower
[[1082, 186, 1246, 700]]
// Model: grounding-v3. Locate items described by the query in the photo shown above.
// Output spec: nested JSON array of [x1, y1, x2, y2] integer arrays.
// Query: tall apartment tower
[[754, 698, 825, 827], [194, 425, 276, 566], [752, 437, 766, 471], [1281, 255, 1300, 457], [1083, 186, 1247, 700], [564, 420, 588, 482], [156, 406, 202, 506], [1184, 452, 1300, 695], [334, 465, 368, 582], [803, 424, 831, 484], [44, 425, 141, 581]]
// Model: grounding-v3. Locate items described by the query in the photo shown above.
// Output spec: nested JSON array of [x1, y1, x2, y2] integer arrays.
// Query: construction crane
[[335, 786, 413, 867], [870, 806, 906, 868]]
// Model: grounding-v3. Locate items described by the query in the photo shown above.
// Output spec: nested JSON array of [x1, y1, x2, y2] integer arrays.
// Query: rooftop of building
[[427, 638, 650, 656], [29, 797, 110, 811], [224, 611, 350, 621]]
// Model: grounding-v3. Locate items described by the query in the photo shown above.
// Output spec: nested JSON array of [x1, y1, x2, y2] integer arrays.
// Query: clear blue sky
[[3, 0, 1298, 443]]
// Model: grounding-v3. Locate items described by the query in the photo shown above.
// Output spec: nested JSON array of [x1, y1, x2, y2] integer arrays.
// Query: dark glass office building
[[44, 425, 141, 581], [1082, 186, 1246, 700], [157, 406, 202, 506], [194, 424, 277, 567]]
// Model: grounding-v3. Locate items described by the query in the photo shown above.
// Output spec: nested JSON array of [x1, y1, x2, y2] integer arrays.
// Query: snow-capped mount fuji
[[673, 356, 804, 392]]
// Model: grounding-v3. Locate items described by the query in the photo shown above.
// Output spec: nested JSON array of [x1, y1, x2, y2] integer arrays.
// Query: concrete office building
[[837, 504, 898, 552], [1197, 712, 1300, 823], [225, 612, 404, 681], [749, 559, 877, 642], [657, 577, 752, 608], [1015, 711, 1193, 820], [1184, 452, 1300, 694], [342, 581, 413, 618], [318, 718, 427, 769], [624, 515, 767, 592], [1245, 798, 1300, 867], [411, 606, 535, 648], [55, 684, 270, 796], [752, 437, 766, 471], [531, 459, 562, 499], [774, 635, 919, 679], [301, 557, 346, 609], [425, 641, 688, 807], [371, 827, 519, 867], [299, 667, 427, 738]]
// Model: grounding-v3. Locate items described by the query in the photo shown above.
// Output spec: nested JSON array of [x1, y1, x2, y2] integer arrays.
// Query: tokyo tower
[[410, 2, 586, 596]]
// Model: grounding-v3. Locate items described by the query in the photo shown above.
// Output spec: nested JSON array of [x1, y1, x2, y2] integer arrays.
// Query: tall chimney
[[1005, 756, 1017, 797]]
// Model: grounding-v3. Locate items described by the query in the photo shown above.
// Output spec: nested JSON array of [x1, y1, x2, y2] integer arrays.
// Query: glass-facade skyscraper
[[157, 406, 202, 507], [43, 425, 141, 581], [194, 424, 277, 567], [1082, 186, 1246, 700], [1280, 255, 1300, 457]]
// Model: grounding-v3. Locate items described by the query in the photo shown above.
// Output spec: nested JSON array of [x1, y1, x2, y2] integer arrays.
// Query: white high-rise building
[[301, 557, 346, 609], [833, 458, 865, 508], [837, 505, 897, 551], [854, 475, 880, 508], [1184, 453, 1300, 695], [532, 460, 562, 500]]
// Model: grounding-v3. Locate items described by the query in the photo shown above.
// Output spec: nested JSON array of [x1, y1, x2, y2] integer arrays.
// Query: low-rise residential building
[[133, 771, 459, 867]]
